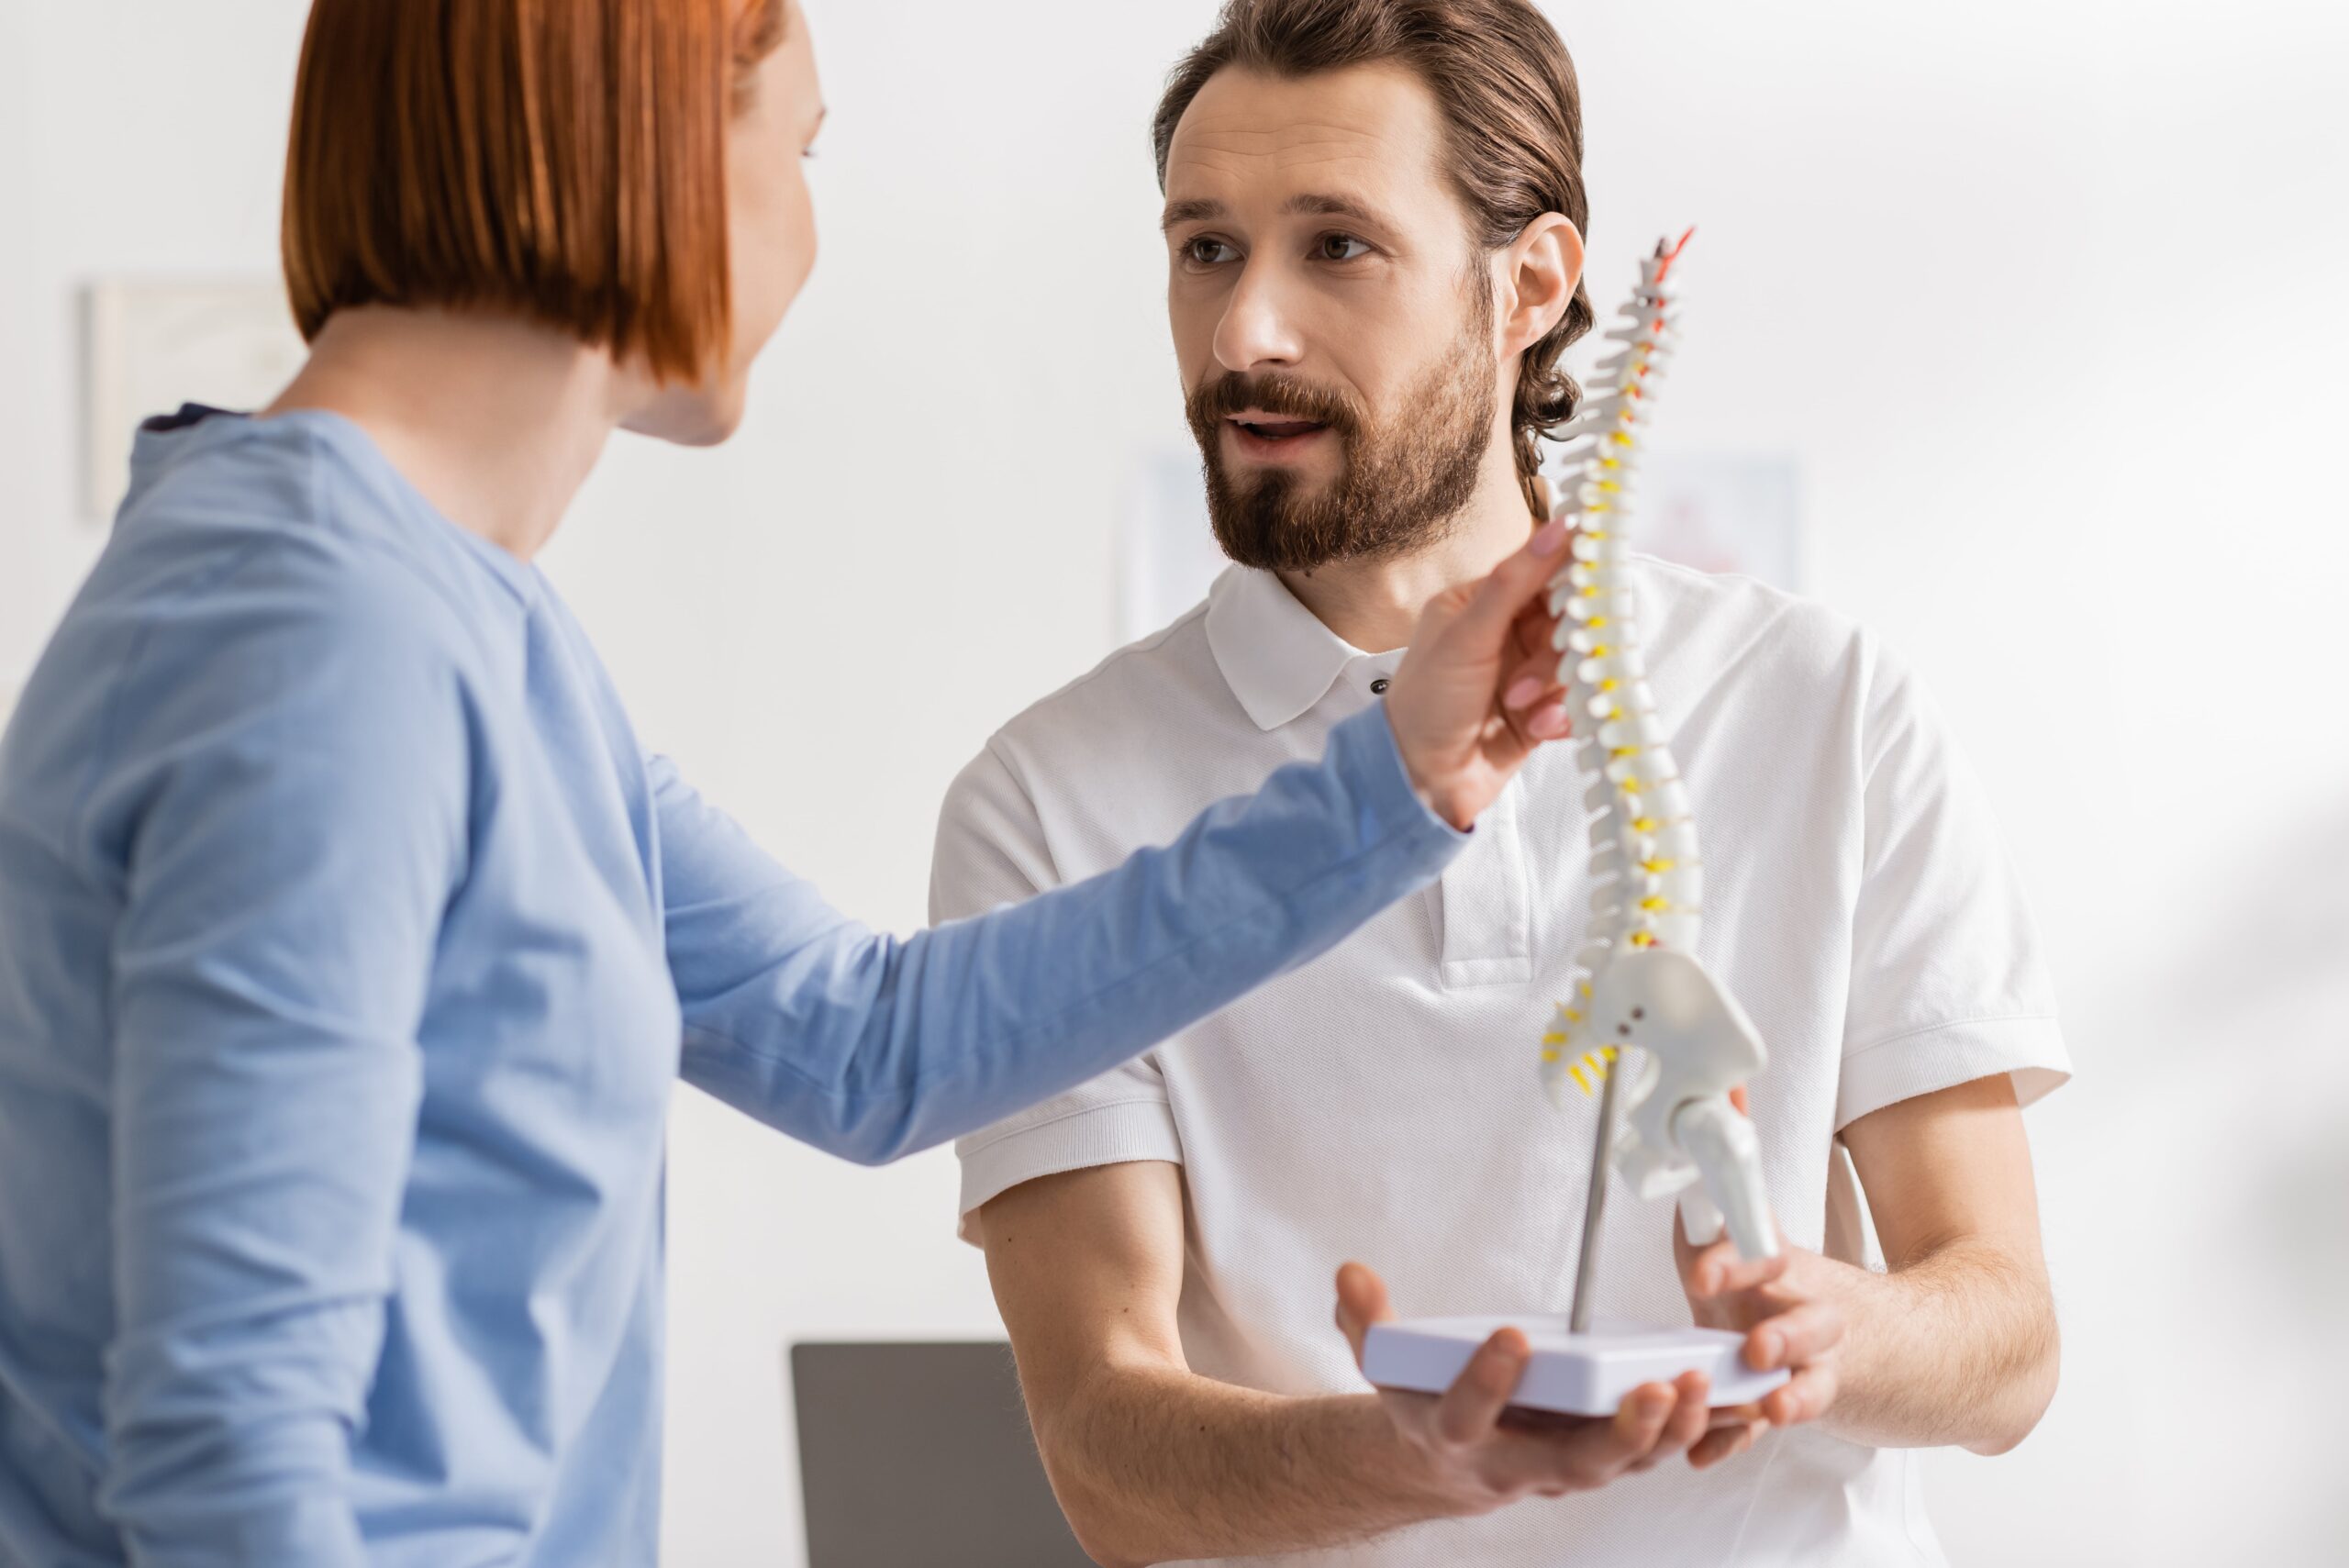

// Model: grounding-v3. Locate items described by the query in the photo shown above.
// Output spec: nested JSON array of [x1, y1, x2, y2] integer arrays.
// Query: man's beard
[[1184, 287, 1497, 573]]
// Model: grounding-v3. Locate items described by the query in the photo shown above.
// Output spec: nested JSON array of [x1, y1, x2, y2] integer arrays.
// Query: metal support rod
[[1567, 1058, 1623, 1335]]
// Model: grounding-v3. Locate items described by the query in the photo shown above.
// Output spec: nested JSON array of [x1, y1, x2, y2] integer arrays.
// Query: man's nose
[[1212, 260, 1305, 373]]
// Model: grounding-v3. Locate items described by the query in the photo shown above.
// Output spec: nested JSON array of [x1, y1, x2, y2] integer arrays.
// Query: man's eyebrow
[[1284, 192, 1393, 229], [1160, 193, 1398, 232], [1160, 197, 1225, 231]]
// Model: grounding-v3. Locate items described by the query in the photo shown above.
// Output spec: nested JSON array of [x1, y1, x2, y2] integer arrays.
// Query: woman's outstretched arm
[[670, 520, 1575, 1158]]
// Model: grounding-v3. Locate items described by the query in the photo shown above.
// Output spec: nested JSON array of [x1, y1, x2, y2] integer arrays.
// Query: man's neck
[[262, 305, 629, 562], [1275, 443, 1539, 652]]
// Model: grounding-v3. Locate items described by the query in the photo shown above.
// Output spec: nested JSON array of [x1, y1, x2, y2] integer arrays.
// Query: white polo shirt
[[934, 561, 2069, 1568]]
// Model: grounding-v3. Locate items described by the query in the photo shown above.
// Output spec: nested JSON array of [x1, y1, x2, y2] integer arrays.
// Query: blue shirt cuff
[[1325, 703, 1474, 861]]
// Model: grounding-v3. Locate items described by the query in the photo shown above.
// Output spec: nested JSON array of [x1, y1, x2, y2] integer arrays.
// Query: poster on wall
[[1582, 450, 1804, 591], [1119, 445, 1803, 643], [83, 278, 310, 521], [1118, 450, 1229, 642]]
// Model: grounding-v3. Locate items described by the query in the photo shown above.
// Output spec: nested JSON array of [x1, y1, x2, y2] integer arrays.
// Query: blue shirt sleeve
[[666, 704, 1464, 1163], [92, 552, 468, 1566]]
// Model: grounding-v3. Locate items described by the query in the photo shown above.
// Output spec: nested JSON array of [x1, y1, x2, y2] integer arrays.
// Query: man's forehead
[[1163, 61, 1449, 216]]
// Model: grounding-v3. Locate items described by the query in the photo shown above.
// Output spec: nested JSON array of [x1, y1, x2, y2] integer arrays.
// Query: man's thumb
[[1335, 1262, 1394, 1363]]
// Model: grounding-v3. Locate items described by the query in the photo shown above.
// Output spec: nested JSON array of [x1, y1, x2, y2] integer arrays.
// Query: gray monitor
[[790, 1340, 1095, 1568]]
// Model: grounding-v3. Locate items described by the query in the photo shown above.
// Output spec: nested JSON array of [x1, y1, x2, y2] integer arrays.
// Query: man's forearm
[[1812, 1235, 2059, 1454], [1040, 1362, 1463, 1567]]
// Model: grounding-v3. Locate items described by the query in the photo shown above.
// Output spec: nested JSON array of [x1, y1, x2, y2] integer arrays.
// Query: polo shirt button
[[1370, 678, 1391, 695]]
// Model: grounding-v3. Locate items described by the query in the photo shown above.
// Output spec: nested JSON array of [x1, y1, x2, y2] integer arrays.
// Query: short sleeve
[[1836, 635, 2071, 1130], [930, 741, 1181, 1245]]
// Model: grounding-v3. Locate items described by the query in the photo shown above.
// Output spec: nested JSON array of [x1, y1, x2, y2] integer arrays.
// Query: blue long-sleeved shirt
[[0, 407, 1464, 1567]]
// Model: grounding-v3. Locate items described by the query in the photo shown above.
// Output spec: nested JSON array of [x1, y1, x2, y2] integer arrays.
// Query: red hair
[[282, 0, 788, 383]]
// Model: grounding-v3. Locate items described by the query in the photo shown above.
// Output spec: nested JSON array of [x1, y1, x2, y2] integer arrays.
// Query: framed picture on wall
[[1118, 449, 1227, 642], [82, 277, 310, 522], [1595, 450, 1803, 591]]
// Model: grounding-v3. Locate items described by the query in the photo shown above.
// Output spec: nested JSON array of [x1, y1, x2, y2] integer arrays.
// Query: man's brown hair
[[1153, 0, 1594, 511], [282, 0, 787, 384]]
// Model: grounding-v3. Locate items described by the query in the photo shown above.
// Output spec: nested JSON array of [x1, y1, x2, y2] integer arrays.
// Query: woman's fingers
[[1504, 589, 1542, 668], [1499, 582, 1571, 741], [1385, 523, 1575, 824], [1499, 687, 1572, 743], [1522, 700, 1573, 740], [1501, 669, 1556, 711], [1497, 639, 1570, 751], [1501, 648, 1568, 708], [1449, 518, 1572, 652]]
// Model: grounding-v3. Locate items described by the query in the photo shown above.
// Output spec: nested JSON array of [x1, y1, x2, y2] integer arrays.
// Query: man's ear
[[1497, 212, 1584, 358]]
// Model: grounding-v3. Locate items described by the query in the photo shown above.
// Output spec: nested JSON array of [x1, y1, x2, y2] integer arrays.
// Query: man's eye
[[1317, 233, 1372, 261], [1186, 237, 1239, 265]]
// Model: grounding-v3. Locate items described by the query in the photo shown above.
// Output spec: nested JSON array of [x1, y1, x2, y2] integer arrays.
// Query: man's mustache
[[1186, 373, 1364, 437]]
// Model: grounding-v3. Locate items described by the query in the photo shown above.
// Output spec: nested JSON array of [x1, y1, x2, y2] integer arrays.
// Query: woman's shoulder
[[6, 482, 494, 900], [12, 417, 520, 813], [89, 410, 528, 672]]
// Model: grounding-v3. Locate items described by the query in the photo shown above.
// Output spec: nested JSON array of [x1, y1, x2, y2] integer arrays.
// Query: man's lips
[[1224, 411, 1333, 458]]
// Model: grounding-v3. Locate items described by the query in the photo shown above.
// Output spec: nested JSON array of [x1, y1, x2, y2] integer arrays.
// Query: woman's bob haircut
[[282, 0, 786, 384]]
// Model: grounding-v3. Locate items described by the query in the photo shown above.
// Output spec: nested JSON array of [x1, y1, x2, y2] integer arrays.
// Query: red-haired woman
[[0, 2, 1576, 1562]]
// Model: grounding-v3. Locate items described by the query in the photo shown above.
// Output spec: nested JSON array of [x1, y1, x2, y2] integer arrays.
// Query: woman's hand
[[1380, 519, 1575, 829]]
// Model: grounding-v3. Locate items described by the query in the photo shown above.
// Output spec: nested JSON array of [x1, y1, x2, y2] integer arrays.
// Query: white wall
[[4, 1, 2344, 1564]]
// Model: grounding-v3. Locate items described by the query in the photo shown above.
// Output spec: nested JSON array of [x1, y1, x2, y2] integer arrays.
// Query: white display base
[[1362, 1316, 1788, 1418]]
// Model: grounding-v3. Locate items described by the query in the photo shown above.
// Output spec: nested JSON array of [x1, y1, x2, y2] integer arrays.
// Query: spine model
[[1539, 228, 1702, 1107], [1532, 231, 1779, 1261]]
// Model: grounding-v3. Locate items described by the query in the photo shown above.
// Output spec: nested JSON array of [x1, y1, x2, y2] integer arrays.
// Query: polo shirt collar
[[1205, 565, 1396, 731]]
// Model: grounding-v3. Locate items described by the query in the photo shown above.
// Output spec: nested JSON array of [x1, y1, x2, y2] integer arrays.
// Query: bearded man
[[930, 3, 2069, 1563]]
